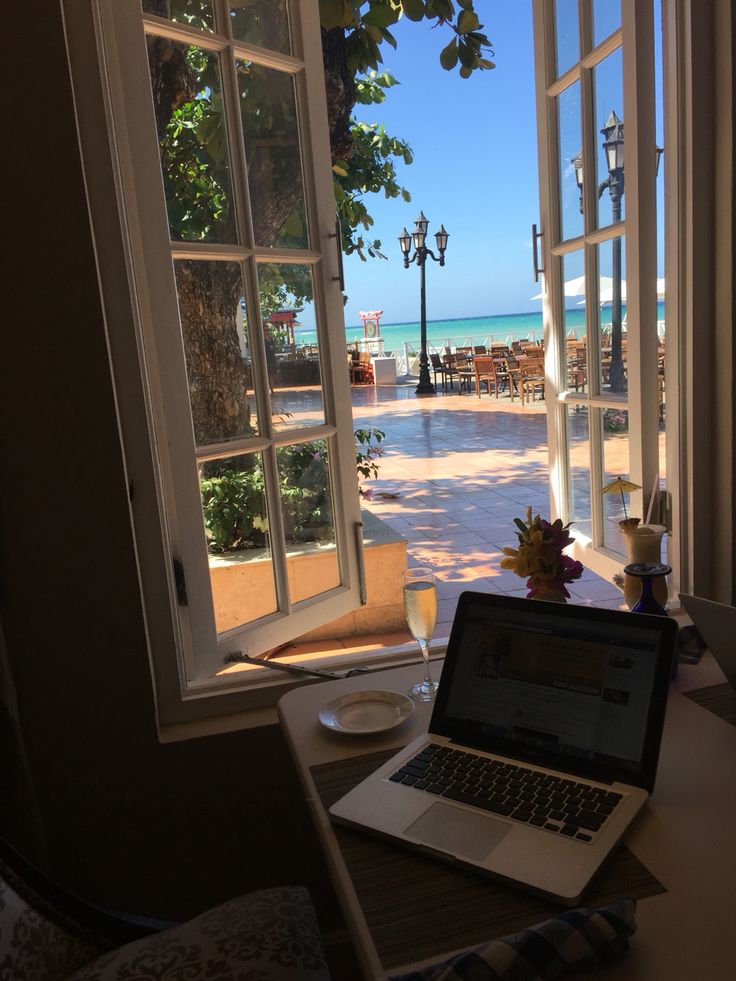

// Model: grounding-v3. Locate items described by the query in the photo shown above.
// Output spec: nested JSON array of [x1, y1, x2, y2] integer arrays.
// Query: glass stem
[[420, 640, 432, 687]]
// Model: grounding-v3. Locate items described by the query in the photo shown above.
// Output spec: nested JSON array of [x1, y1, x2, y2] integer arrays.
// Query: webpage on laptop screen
[[445, 607, 660, 765]]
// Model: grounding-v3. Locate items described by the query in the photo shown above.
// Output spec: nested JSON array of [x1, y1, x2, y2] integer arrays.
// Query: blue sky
[[342, 3, 541, 327]]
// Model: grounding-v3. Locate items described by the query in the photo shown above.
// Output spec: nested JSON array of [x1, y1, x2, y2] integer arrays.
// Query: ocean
[[293, 303, 665, 354], [340, 302, 665, 354], [346, 310, 558, 352]]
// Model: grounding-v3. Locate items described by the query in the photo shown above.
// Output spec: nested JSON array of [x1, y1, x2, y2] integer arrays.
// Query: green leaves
[[362, 3, 401, 28], [322, 1, 494, 79], [457, 9, 479, 32], [403, 0, 425, 21], [319, 0, 355, 30], [440, 38, 459, 70], [332, 101, 413, 260], [200, 431, 384, 550]]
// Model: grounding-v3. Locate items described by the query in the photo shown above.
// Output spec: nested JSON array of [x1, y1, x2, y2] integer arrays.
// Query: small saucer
[[318, 689, 414, 735]]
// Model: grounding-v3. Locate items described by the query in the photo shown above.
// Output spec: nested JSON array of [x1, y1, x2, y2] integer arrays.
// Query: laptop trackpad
[[405, 802, 511, 861]]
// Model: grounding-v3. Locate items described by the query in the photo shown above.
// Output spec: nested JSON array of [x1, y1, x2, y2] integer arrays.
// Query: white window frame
[[62, 0, 367, 728], [532, 0, 673, 588]]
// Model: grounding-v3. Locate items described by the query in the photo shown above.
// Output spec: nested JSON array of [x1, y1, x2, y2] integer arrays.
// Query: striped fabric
[[389, 898, 636, 981]]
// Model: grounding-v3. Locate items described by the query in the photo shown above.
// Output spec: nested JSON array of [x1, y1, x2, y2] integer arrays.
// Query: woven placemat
[[312, 749, 666, 970], [683, 682, 736, 727]]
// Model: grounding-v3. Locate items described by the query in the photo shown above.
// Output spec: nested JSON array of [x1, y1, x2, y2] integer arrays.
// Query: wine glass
[[403, 567, 439, 701]]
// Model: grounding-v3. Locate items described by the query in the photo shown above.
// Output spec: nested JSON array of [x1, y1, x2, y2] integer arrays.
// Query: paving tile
[[280, 382, 627, 634]]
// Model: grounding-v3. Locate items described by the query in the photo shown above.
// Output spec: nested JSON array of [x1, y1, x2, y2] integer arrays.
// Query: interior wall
[[1, 0, 340, 927]]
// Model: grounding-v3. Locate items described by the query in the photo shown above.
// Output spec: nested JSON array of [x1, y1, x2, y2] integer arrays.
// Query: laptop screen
[[431, 593, 676, 791]]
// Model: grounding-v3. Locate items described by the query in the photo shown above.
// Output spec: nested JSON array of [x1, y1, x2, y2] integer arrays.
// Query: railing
[[395, 332, 542, 376]]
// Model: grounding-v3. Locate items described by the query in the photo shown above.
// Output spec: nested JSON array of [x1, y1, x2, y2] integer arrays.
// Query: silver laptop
[[679, 593, 736, 688], [330, 591, 677, 905]]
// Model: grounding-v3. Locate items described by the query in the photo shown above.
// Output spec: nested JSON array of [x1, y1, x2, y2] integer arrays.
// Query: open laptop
[[330, 591, 677, 905], [679, 593, 736, 689]]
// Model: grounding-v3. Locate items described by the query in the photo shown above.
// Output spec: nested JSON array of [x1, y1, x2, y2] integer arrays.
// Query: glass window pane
[[593, 47, 625, 228], [567, 403, 591, 536], [146, 42, 235, 244], [230, 0, 291, 53], [142, 0, 214, 32], [597, 237, 627, 395], [562, 251, 587, 394], [600, 407, 630, 555], [201, 451, 278, 633], [557, 82, 584, 241], [593, 0, 621, 47], [237, 61, 308, 249], [554, 0, 579, 78], [174, 260, 260, 444], [257, 264, 326, 429], [278, 440, 340, 603]]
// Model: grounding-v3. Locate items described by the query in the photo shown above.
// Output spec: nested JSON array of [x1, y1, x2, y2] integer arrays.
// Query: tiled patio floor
[[348, 381, 627, 638]]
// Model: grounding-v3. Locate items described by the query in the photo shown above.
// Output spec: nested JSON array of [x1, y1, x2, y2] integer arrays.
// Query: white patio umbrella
[[531, 275, 613, 301], [595, 277, 666, 304]]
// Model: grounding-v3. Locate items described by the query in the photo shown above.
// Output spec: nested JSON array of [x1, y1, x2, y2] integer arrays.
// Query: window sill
[[157, 641, 449, 742]]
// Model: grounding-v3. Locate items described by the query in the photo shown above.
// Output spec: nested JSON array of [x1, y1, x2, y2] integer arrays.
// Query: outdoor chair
[[473, 345, 487, 355], [498, 355, 522, 400], [567, 344, 588, 392], [519, 358, 546, 404], [441, 352, 459, 389], [455, 354, 474, 392], [430, 352, 450, 390], [492, 357, 510, 396], [473, 356, 500, 398], [349, 351, 374, 384]]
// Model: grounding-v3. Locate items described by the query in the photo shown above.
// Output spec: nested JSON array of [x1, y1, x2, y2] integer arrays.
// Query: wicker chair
[[473, 355, 500, 398], [519, 358, 546, 404]]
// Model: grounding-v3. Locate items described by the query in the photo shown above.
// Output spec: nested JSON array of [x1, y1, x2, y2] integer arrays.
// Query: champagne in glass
[[403, 567, 439, 701]]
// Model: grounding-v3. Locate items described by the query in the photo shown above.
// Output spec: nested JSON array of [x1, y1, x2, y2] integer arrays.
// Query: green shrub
[[200, 428, 384, 553]]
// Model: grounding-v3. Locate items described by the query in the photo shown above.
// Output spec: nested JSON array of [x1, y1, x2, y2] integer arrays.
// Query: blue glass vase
[[625, 562, 670, 616], [624, 562, 675, 676]]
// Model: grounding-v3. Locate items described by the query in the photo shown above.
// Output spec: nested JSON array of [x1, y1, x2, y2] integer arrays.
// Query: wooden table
[[278, 654, 736, 980]]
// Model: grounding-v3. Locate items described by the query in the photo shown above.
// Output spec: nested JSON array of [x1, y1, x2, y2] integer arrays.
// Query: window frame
[[63, 0, 367, 727], [532, 0, 670, 586]]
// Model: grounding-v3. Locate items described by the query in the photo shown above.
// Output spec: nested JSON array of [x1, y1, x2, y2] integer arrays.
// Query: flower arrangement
[[501, 506, 584, 599], [603, 408, 629, 433]]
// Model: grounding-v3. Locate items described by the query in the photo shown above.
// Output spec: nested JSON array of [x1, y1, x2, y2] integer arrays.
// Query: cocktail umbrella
[[600, 477, 642, 520]]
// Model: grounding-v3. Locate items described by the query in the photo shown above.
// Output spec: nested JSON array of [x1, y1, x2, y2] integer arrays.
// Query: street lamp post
[[399, 212, 449, 395], [599, 110, 626, 393], [574, 112, 663, 395]]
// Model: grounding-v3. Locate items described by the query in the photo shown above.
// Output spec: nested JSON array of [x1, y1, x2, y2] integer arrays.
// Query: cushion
[[389, 898, 637, 981], [67, 885, 331, 981], [0, 871, 105, 981]]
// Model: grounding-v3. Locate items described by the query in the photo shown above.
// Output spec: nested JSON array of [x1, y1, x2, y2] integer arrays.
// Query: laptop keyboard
[[389, 743, 623, 842]]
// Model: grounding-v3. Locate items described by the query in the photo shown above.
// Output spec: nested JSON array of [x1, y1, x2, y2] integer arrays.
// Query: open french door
[[531, 0, 669, 586]]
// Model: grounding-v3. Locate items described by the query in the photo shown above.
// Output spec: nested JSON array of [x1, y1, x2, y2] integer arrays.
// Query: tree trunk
[[174, 261, 250, 446], [146, 14, 357, 451]]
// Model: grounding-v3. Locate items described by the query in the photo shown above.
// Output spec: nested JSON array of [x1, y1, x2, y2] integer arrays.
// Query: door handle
[[329, 217, 345, 292], [532, 223, 544, 282]]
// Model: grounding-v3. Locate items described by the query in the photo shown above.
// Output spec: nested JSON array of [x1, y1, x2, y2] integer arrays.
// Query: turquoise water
[[340, 302, 665, 352], [294, 302, 665, 350], [347, 310, 557, 351]]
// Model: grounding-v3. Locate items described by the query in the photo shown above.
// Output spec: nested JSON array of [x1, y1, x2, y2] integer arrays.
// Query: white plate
[[318, 689, 414, 735]]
